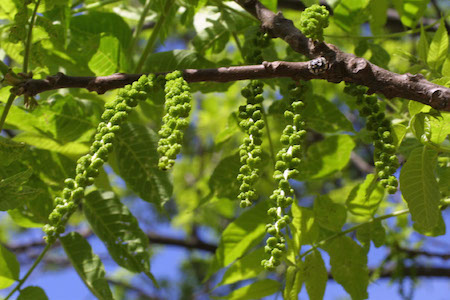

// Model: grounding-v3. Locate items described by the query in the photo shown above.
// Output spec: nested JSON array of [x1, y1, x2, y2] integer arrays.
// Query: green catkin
[[236, 31, 271, 208], [237, 80, 266, 208], [299, 4, 329, 42], [157, 71, 192, 171], [43, 75, 155, 243], [344, 83, 399, 194], [262, 83, 307, 271]]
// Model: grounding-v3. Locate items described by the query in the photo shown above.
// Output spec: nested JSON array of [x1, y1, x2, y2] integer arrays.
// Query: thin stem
[[128, 0, 153, 62], [384, 98, 401, 113], [262, 106, 276, 166], [298, 208, 410, 261], [4, 244, 52, 300], [0, 60, 10, 76], [135, 0, 175, 73], [0, 94, 17, 132], [72, 0, 122, 14], [23, 0, 41, 74], [232, 32, 244, 58]]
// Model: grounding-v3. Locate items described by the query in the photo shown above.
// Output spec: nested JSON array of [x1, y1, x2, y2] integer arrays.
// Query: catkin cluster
[[299, 4, 329, 42], [244, 31, 271, 65], [157, 71, 192, 170], [43, 75, 154, 243], [236, 31, 271, 208], [262, 83, 307, 271], [237, 81, 265, 208], [344, 84, 399, 194]]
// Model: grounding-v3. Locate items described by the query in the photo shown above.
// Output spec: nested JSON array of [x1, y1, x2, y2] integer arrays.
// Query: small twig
[[23, 0, 41, 74], [0, 94, 17, 132], [135, 0, 175, 73]]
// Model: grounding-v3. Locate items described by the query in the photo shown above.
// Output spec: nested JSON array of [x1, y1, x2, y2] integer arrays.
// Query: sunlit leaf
[[222, 279, 280, 300], [0, 244, 20, 289], [113, 123, 172, 206], [17, 286, 48, 300], [324, 236, 369, 300], [61, 232, 114, 300], [400, 146, 440, 230], [83, 191, 151, 275]]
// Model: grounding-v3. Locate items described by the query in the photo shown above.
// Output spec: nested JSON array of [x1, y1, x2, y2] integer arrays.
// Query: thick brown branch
[[233, 0, 450, 111], [16, 60, 450, 111]]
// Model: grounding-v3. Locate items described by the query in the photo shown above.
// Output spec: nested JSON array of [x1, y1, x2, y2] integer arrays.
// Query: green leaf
[[369, 43, 390, 68], [70, 11, 132, 51], [260, 0, 277, 12], [290, 202, 319, 249], [304, 95, 354, 133], [8, 208, 45, 228], [113, 123, 172, 206], [31, 94, 100, 143], [17, 286, 49, 300], [408, 101, 431, 117], [413, 211, 446, 236], [13, 132, 90, 157], [313, 195, 346, 232], [0, 136, 25, 166], [346, 174, 385, 220], [368, 0, 388, 34], [144, 50, 216, 73], [0, 244, 20, 289], [399, 146, 441, 230], [398, 0, 430, 28], [88, 34, 121, 76], [192, 6, 230, 54], [213, 201, 270, 271], [208, 153, 241, 200], [61, 232, 114, 300], [333, 0, 370, 32], [218, 247, 265, 286], [283, 266, 303, 300], [83, 191, 151, 275], [427, 19, 449, 71], [356, 220, 386, 247], [0, 168, 36, 211], [301, 251, 327, 300], [391, 123, 407, 148], [438, 164, 450, 194], [222, 279, 280, 300], [324, 236, 369, 300], [418, 23, 429, 63], [443, 55, 450, 77], [301, 135, 356, 180], [428, 113, 450, 144]]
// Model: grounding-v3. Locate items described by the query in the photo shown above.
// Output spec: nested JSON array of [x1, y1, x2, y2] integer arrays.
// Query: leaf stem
[[298, 208, 410, 260], [4, 243, 52, 300], [0, 94, 17, 132], [128, 0, 153, 64], [23, 0, 41, 74], [262, 106, 276, 166], [135, 0, 175, 73], [0, 60, 10, 76]]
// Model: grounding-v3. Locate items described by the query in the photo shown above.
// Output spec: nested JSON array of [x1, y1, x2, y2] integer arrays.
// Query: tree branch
[[233, 0, 450, 111], [15, 60, 450, 111]]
